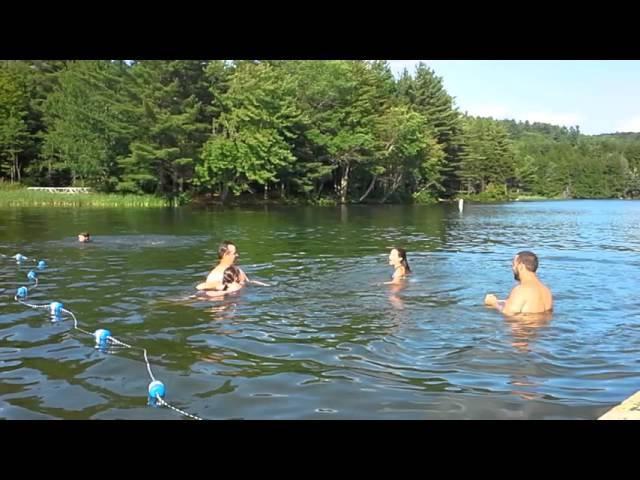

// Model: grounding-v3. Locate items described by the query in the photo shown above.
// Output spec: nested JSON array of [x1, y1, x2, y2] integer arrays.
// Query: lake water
[[1, 200, 639, 419]]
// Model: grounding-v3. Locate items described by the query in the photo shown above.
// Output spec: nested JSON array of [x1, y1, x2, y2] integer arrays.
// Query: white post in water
[[458, 198, 464, 212]]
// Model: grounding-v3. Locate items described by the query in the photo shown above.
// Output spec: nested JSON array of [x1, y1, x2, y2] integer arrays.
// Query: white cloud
[[615, 115, 640, 133]]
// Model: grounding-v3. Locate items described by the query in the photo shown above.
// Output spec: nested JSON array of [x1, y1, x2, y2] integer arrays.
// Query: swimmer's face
[[388, 249, 400, 266], [224, 244, 238, 262], [512, 255, 521, 282], [78, 234, 90, 243]]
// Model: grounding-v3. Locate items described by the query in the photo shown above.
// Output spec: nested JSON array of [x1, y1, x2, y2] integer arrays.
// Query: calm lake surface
[[1, 200, 639, 419]]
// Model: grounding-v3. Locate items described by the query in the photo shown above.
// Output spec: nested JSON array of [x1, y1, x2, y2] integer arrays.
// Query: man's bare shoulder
[[516, 282, 553, 304], [510, 284, 544, 304]]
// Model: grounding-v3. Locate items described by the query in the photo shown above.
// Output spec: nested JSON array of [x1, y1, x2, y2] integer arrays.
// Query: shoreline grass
[[0, 188, 168, 207], [0, 186, 630, 208]]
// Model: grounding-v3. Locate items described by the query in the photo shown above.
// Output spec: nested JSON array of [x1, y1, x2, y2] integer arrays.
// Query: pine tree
[[0, 66, 30, 182], [120, 61, 212, 202], [41, 60, 139, 189]]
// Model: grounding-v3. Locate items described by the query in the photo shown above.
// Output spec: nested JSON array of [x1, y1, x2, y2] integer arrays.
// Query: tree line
[[1, 60, 639, 204]]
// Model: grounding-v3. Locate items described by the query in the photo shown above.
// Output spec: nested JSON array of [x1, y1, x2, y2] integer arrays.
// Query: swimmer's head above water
[[484, 250, 553, 315], [222, 265, 242, 291], [512, 251, 538, 282], [217, 240, 239, 266], [199, 265, 243, 297], [78, 232, 91, 243], [388, 247, 411, 273]]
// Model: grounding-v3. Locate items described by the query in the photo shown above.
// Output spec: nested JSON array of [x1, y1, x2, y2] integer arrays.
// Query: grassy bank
[[0, 186, 618, 208], [0, 187, 168, 207], [459, 190, 566, 203], [513, 195, 559, 201]]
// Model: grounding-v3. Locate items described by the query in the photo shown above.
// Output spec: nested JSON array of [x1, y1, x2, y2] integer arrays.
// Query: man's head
[[218, 241, 238, 265], [78, 232, 91, 243], [512, 251, 538, 281]]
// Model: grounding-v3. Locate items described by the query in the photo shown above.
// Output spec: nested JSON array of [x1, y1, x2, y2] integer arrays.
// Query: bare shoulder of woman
[[393, 267, 406, 280]]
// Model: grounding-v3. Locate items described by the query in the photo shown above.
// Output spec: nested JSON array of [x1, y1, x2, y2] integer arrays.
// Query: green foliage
[[461, 183, 511, 202], [0, 60, 637, 205], [0, 66, 31, 182], [0, 186, 166, 207], [119, 60, 213, 198], [195, 61, 300, 199], [412, 190, 439, 204]]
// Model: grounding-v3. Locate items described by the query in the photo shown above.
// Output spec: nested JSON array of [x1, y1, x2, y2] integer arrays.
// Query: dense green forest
[[1, 60, 639, 205]]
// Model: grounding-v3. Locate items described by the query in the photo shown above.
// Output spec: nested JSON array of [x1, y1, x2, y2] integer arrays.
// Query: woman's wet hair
[[222, 266, 241, 290], [393, 247, 411, 273]]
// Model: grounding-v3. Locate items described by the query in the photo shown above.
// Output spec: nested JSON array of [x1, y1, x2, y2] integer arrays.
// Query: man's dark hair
[[218, 240, 236, 260], [516, 251, 538, 272]]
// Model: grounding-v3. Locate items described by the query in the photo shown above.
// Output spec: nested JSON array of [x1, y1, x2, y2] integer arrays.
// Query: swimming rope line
[[5, 252, 203, 420]]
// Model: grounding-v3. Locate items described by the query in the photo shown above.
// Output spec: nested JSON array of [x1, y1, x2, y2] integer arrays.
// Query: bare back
[[506, 279, 553, 315], [206, 265, 226, 285], [194, 264, 225, 291], [197, 264, 248, 291]]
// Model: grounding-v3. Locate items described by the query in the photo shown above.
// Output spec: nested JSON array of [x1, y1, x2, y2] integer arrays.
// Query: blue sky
[[388, 61, 640, 135]]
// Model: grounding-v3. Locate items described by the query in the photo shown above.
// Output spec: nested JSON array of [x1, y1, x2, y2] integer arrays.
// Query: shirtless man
[[484, 251, 553, 315], [202, 266, 244, 297], [196, 240, 269, 291]]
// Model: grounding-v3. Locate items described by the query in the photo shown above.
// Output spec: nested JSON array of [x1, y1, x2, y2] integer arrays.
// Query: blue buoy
[[16, 286, 28, 298], [37, 260, 47, 269], [148, 380, 166, 406], [50, 302, 64, 320], [14, 253, 27, 263], [94, 329, 111, 350], [27, 270, 38, 282]]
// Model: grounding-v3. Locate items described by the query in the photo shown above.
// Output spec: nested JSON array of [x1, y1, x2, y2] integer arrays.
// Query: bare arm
[[238, 268, 250, 284], [201, 288, 232, 297], [484, 294, 500, 308], [196, 281, 223, 291], [202, 283, 243, 297], [485, 287, 526, 315], [239, 268, 271, 287], [201, 289, 226, 297], [198, 265, 224, 291], [501, 287, 527, 315]]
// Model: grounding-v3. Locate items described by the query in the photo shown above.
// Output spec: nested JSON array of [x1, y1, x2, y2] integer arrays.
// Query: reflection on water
[[506, 312, 553, 353], [388, 282, 406, 310]]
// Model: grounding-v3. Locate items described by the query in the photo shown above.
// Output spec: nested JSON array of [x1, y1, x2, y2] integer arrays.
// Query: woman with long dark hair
[[386, 247, 411, 284]]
